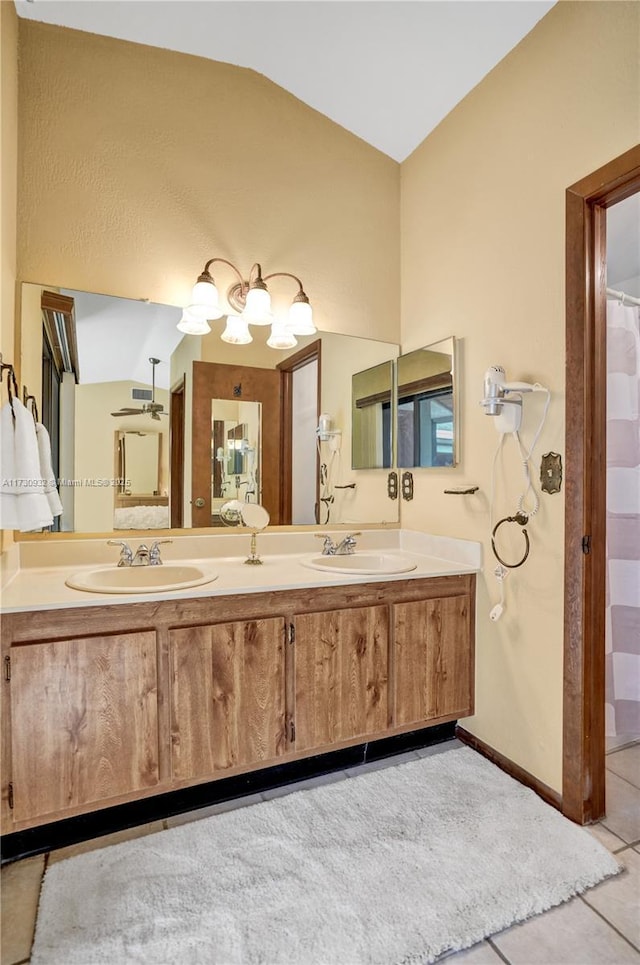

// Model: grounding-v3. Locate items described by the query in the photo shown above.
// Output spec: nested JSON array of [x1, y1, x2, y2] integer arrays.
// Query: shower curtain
[[605, 298, 640, 738]]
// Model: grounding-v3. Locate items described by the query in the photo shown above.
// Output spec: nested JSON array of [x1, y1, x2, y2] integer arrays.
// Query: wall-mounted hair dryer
[[480, 366, 545, 434], [317, 412, 342, 451], [481, 366, 552, 623]]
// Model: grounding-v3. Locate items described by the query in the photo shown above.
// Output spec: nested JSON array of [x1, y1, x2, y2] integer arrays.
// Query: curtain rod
[[606, 286, 640, 307]]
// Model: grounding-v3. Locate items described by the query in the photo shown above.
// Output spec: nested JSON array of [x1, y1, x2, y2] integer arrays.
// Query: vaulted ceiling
[[15, 0, 555, 161]]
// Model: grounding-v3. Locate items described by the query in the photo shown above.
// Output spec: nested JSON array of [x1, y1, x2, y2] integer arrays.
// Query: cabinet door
[[294, 605, 389, 752], [170, 618, 286, 781], [10, 632, 159, 823], [394, 595, 472, 726]]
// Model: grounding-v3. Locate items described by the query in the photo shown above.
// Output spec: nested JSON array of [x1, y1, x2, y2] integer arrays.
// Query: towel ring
[[491, 514, 530, 569]]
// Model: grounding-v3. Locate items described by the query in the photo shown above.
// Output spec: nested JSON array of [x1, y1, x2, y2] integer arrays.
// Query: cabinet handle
[[288, 623, 295, 645], [7, 782, 13, 810], [4, 656, 10, 682]]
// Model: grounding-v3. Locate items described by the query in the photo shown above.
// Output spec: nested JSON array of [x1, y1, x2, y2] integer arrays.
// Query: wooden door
[[191, 360, 282, 526], [170, 618, 287, 781], [294, 605, 389, 752], [10, 632, 159, 823], [394, 595, 472, 726]]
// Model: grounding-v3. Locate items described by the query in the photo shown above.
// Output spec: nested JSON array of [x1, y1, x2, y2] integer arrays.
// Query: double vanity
[[1, 529, 480, 839]]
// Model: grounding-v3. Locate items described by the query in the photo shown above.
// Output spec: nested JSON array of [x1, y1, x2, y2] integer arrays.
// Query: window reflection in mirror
[[396, 337, 457, 468], [351, 360, 393, 470]]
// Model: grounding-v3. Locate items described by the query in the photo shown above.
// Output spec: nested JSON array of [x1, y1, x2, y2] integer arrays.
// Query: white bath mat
[[31, 747, 619, 964]]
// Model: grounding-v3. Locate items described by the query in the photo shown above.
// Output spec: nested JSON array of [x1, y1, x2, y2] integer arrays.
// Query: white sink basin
[[302, 554, 417, 576], [66, 564, 219, 595]]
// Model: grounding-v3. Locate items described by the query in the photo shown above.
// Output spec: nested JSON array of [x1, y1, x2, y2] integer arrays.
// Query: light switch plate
[[401, 471, 414, 501], [540, 452, 562, 494]]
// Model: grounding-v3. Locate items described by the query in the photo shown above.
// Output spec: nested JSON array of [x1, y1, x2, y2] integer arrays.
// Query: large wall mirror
[[19, 283, 400, 536], [396, 337, 457, 468]]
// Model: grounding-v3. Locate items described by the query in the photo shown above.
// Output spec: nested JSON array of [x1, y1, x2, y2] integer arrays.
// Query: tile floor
[[1, 740, 639, 965]]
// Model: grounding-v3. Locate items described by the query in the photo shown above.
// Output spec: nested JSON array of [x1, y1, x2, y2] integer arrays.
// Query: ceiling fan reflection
[[110, 357, 168, 421]]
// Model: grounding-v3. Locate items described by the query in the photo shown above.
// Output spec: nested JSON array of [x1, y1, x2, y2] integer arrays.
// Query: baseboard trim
[[456, 726, 562, 812]]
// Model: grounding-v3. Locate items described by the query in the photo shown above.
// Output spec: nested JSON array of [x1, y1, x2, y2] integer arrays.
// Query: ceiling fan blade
[[111, 409, 143, 417]]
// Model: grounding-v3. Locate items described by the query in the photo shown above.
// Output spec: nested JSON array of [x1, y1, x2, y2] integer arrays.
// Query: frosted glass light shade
[[267, 318, 297, 350], [177, 309, 211, 335], [288, 299, 316, 335], [243, 286, 272, 324], [221, 314, 253, 345], [189, 279, 223, 319]]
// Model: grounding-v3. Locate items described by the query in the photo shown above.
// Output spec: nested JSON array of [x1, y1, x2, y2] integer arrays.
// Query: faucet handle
[[149, 538, 172, 564], [345, 532, 362, 538], [314, 533, 337, 555], [107, 539, 133, 566]]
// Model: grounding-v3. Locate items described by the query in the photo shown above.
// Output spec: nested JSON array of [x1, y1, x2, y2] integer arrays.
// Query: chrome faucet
[[314, 532, 361, 556], [149, 539, 172, 565], [131, 544, 150, 566], [107, 539, 134, 567], [335, 532, 361, 555], [108, 539, 172, 566]]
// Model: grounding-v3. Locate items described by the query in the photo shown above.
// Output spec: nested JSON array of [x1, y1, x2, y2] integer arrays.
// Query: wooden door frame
[[169, 377, 185, 529], [563, 144, 640, 824], [277, 340, 321, 524]]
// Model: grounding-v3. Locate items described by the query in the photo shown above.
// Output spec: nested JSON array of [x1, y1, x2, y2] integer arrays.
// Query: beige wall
[[17, 21, 400, 344], [400, 1, 640, 791], [0, 1, 18, 556]]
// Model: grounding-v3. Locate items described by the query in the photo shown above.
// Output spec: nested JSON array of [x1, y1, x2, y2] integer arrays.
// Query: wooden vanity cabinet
[[170, 617, 287, 781], [393, 595, 473, 726], [1, 574, 475, 833], [8, 631, 159, 825], [293, 605, 390, 752]]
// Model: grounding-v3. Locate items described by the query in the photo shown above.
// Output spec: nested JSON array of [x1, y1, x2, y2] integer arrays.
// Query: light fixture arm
[[201, 257, 247, 293], [263, 271, 307, 298], [248, 263, 267, 290]]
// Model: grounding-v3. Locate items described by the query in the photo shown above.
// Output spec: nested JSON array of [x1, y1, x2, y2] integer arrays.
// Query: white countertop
[[0, 529, 481, 613]]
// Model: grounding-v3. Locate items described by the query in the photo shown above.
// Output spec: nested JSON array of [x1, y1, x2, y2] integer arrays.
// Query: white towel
[[35, 422, 63, 518], [0, 399, 54, 531]]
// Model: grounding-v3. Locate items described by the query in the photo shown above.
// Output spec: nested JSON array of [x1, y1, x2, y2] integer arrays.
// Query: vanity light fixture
[[180, 258, 315, 348]]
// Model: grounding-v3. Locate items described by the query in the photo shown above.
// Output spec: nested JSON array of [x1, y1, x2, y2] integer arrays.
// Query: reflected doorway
[[278, 341, 321, 525]]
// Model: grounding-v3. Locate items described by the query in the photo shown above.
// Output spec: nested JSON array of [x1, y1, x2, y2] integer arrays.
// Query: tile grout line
[[606, 740, 640, 756], [578, 894, 640, 955], [600, 819, 638, 847], [613, 840, 640, 855], [486, 936, 511, 964], [605, 768, 640, 793]]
